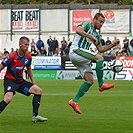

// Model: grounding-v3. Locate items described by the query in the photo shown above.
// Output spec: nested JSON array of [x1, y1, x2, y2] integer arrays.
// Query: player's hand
[[93, 37, 98, 45], [113, 39, 120, 46]]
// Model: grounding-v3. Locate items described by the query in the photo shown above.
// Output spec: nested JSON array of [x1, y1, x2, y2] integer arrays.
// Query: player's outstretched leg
[[98, 83, 114, 92], [96, 58, 114, 92]]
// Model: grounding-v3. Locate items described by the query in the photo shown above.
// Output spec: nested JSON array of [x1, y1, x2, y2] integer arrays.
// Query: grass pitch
[[0, 79, 132, 133]]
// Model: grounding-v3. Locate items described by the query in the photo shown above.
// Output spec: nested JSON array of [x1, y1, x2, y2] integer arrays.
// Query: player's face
[[20, 39, 30, 52], [93, 16, 105, 30]]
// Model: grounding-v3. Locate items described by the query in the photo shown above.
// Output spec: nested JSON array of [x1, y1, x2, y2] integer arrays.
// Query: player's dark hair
[[94, 12, 105, 19]]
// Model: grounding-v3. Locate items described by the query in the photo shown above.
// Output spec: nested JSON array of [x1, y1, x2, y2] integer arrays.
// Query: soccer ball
[[110, 59, 123, 73]]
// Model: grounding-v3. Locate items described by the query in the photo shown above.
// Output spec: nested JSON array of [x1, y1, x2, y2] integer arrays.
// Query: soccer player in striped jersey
[[69, 12, 120, 114], [0, 36, 47, 122]]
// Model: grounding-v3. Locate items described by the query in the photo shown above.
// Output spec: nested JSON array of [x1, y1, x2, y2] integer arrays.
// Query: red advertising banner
[[116, 56, 133, 68], [70, 9, 98, 33]]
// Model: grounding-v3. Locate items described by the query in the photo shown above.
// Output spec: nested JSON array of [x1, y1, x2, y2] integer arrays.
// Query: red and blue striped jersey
[[1, 51, 32, 81]]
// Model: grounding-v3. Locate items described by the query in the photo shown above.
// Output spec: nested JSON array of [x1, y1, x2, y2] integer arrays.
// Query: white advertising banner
[[11, 9, 39, 31], [115, 68, 133, 80], [31, 56, 61, 70], [101, 9, 129, 33]]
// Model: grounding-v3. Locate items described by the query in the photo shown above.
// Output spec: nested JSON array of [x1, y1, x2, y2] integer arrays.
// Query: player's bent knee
[[93, 54, 103, 61], [4, 92, 13, 104], [36, 88, 42, 95], [29, 85, 42, 95]]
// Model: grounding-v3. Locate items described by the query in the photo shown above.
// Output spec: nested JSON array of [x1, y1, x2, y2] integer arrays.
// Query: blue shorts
[[4, 79, 34, 96]]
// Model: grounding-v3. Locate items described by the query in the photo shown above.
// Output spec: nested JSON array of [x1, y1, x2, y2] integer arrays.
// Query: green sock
[[73, 81, 92, 102], [96, 58, 104, 87]]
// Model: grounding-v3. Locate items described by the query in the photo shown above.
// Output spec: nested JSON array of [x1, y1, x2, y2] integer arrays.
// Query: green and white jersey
[[71, 21, 101, 51]]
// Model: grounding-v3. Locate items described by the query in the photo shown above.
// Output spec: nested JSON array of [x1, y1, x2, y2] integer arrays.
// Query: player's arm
[[0, 64, 5, 73], [96, 39, 120, 53], [76, 26, 98, 44], [26, 66, 35, 84]]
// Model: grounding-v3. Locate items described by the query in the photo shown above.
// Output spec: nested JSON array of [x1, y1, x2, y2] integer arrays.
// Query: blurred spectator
[[121, 47, 127, 54], [123, 36, 129, 47], [130, 38, 133, 47], [112, 36, 117, 43], [60, 37, 67, 50], [61, 42, 67, 50], [37, 49, 41, 56], [67, 37, 72, 47], [121, 51, 128, 56], [3, 48, 9, 57], [47, 36, 53, 56], [40, 47, 47, 56], [123, 36, 130, 55], [0, 51, 4, 59], [30, 39, 36, 48], [53, 48, 61, 57], [10, 48, 14, 53], [67, 37, 72, 52], [61, 46, 69, 57], [30, 46, 38, 56], [105, 37, 111, 45], [116, 52, 122, 56], [100, 35, 105, 46], [115, 45, 122, 56], [112, 36, 121, 52], [36, 37, 44, 51], [52, 37, 59, 54], [130, 38, 133, 55]]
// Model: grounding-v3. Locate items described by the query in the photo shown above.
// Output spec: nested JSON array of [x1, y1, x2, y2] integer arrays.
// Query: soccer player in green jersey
[[68, 12, 120, 114]]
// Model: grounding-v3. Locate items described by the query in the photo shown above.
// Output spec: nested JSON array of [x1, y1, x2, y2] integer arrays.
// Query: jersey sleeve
[[1, 55, 12, 67], [26, 53, 32, 67], [78, 21, 90, 32], [27, 58, 32, 66]]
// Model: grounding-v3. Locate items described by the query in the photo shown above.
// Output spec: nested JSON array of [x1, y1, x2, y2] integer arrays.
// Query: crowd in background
[[99, 36, 133, 57], [25, 36, 72, 58], [0, 35, 133, 60]]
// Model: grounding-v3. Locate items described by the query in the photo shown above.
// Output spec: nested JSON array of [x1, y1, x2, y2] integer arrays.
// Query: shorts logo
[[7, 86, 11, 91]]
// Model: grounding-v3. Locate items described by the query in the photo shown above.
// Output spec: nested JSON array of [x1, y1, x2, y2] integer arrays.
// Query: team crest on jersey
[[25, 59, 28, 64], [7, 86, 11, 91], [86, 37, 91, 42]]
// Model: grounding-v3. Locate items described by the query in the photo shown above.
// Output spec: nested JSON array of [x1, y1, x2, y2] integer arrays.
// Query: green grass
[[0, 79, 133, 133]]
